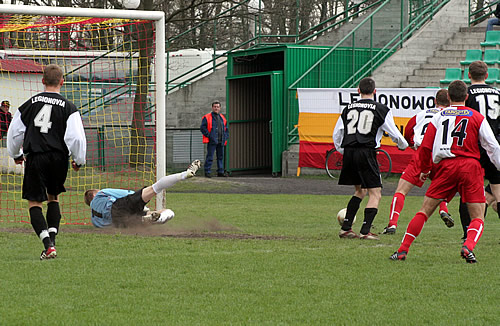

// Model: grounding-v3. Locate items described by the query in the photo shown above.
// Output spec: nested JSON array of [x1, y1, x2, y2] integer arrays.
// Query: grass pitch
[[1, 192, 499, 325]]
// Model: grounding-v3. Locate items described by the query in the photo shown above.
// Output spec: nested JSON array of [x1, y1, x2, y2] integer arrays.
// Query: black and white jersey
[[7, 91, 86, 165], [332, 98, 408, 154], [466, 84, 500, 140]]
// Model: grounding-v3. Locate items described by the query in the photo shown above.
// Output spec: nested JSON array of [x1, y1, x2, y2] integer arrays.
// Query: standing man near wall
[[200, 101, 229, 178]]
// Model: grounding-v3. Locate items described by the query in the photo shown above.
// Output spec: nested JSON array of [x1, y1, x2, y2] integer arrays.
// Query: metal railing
[[285, 0, 450, 146], [469, 0, 499, 26]]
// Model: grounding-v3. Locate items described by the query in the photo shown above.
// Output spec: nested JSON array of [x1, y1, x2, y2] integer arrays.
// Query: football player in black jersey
[[460, 60, 500, 240], [7, 64, 86, 260], [333, 77, 408, 240]]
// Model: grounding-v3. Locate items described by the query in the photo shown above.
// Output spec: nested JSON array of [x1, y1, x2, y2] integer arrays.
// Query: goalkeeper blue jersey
[[90, 188, 134, 228]]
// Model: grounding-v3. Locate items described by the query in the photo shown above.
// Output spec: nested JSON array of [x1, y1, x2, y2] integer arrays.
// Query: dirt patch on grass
[[0, 223, 289, 240]]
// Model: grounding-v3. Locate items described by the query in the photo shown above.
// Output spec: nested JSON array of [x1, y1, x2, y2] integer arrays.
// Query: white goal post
[[0, 4, 167, 221]]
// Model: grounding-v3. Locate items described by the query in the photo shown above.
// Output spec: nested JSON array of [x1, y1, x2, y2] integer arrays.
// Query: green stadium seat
[[460, 49, 482, 65], [484, 49, 500, 65], [440, 68, 462, 84], [481, 31, 500, 47], [463, 68, 470, 84], [486, 68, 500, 84]]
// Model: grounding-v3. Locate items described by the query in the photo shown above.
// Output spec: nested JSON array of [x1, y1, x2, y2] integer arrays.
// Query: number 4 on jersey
[[34, 104, 53, 133]]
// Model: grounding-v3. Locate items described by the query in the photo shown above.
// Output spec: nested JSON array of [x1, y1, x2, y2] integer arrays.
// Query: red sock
[[399, 212, 428, 253], [389, 193, 405, 227], [439, 201, 449, 214], [463, 218, 484, 251]]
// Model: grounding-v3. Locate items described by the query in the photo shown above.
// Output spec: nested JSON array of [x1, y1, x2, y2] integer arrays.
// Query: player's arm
[[404, 115, 417, 147], [478, 119, 500, 170], [332, 116, 345, 155], [64, 111, 87, 168], [381, 110, 408, 150], [6, 109, 25, 160]]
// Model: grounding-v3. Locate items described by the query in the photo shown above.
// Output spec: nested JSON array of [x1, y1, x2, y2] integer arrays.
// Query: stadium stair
[[372, 0, 482, 88]]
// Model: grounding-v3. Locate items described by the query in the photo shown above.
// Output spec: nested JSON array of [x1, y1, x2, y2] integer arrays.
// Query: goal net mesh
[[0, 13, 158, 225]]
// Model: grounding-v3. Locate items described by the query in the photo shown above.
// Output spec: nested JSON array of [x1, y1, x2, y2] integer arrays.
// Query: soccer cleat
[[389, 250, 407, 261], [460, 245, 477, 263], [40, 246, 57, 260], [440, 211, 454, 228], [339, 229, 359, 239], [153, 209, 175, 224], [186, 160, 201, 178], [382, 225, 397, 235], [359, 232, 380, 240]]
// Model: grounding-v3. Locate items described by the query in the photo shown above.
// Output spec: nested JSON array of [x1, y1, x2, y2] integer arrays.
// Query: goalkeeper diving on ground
[[84, 160, 201, 228]]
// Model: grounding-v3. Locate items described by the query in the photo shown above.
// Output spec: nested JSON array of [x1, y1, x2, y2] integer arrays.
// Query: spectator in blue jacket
[[200, 101, 229, 177]]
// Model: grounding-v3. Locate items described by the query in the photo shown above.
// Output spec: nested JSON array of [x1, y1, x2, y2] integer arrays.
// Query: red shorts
[[425, 157, 485, 203], [401, 154, 437, 188]]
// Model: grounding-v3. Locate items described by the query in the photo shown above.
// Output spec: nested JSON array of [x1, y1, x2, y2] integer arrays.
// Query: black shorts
[[339, 147, 382, 188], [480, 148, 500, 184], [22, 151, 69, 202], [111, 188, 147, 228]]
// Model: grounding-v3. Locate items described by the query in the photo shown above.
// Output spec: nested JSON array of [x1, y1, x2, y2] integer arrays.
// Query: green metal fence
[[469, 0, 499, 26], [284, 0, 451, 147]]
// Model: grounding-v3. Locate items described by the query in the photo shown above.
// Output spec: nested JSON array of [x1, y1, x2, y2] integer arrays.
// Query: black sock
[[459, 200, 470, 239], [29, 206, 51, 249], [341, 196, 362, 231], [497, 202, 500, 219], [47, 202, 61, 246], [360, 207, 378, 235]]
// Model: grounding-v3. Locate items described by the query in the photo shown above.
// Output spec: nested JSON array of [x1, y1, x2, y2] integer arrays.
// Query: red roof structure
[[0, 59, 43, 73]]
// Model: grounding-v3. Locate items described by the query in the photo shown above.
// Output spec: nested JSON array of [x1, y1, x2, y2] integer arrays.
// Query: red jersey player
[[390, 80, 500, 263], [382, 89, 453, 235]]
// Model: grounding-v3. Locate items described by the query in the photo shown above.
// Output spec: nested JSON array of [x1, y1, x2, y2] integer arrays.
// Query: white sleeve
[[332, 117, 345, 155], [479, 119, 500, 170], [381, 110, 408, 150], [6, 110, 25, 159], [64, 111, 87, 166]]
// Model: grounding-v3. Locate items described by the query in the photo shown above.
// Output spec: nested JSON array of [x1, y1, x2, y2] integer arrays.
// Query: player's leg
[[148, 161, 201, 202], [383, 178, 414, 234], [338, 148, 365, 238], [461, 203, 485, 263], [43, 152, 69, 251], [28, 200, 56, 260], [23, 153, 57, 259], [458, 158, 486, 263], [204, 143, 216, 177], [438, 200, 454, 228], [390, 196, 440, 260], [340, 185, 366, 237], [359, 187, 381, 240], [485, 186, 497, 212], [488, 183, 500, 219], [458, 199, 470, 241], [46, 195, 60, 246]]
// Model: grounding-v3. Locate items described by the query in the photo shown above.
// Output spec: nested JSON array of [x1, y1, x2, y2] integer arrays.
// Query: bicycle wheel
[[325, 149, 343, 179], [376, 149, 392, 179]]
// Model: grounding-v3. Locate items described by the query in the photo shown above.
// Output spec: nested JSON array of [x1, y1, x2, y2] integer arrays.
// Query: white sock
[[152, 172, 186, 194]]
